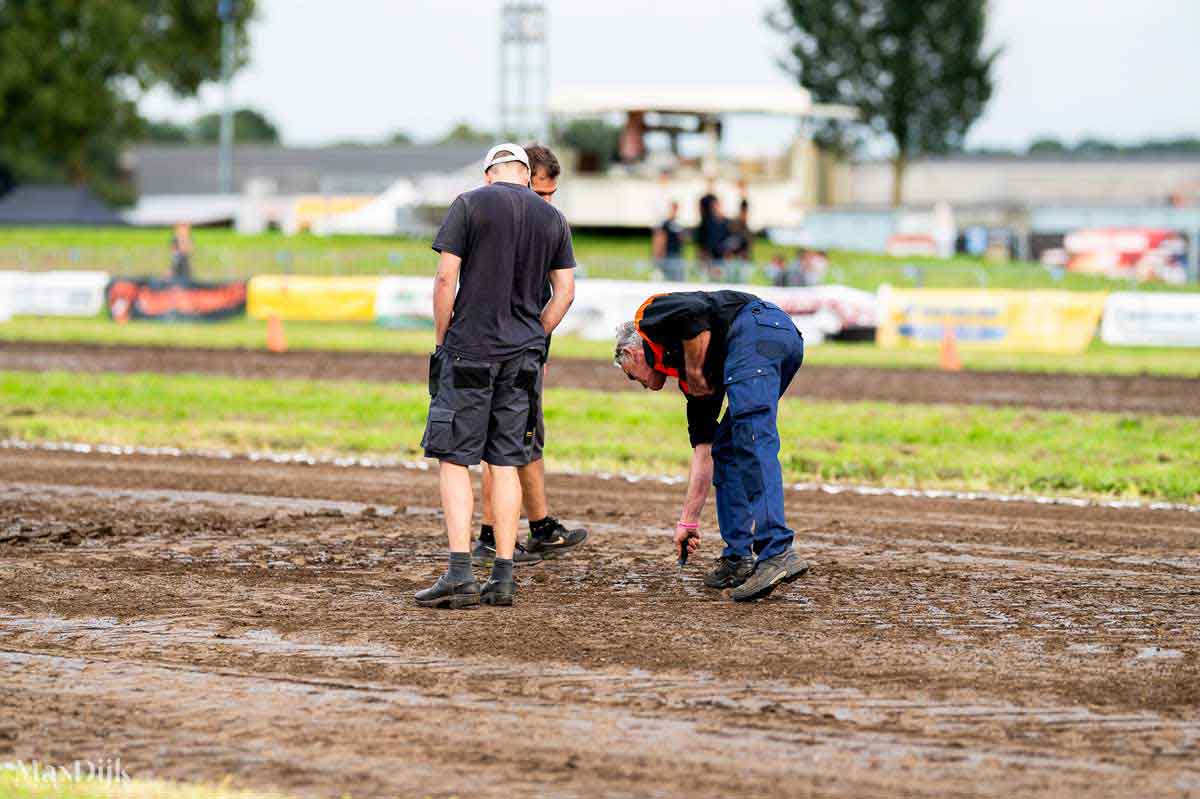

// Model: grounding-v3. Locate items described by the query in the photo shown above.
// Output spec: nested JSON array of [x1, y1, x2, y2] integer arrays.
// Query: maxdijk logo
[[2, 758, 132, 784]]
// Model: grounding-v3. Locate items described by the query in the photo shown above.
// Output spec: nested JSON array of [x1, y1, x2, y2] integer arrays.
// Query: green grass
[[4, 370, 1197, 502], [4, 315, 1200, 377], [0, 769, 293, 799], [2, 225, 1194, 292]]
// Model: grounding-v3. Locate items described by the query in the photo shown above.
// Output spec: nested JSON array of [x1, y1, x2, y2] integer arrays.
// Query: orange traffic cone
[[266, 314, 288, 353], [940, 324, 962, 371]]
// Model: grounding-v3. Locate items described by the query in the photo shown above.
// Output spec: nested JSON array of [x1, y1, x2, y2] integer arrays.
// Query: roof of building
[[550, 85, 855, 119], [0, 185, 122, 225], [130, 143, 485, 195]]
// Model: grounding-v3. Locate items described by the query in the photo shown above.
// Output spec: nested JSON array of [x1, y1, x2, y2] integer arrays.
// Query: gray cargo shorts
[[421, 347, 544, 467]]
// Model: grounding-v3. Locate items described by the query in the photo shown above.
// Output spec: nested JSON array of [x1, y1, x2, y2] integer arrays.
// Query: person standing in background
[[169, 223, 193, 283], [653, 200, 688, 281]]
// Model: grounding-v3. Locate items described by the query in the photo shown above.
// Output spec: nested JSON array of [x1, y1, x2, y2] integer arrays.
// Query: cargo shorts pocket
[[452, 362, 492, 390], [422, 407, 455, 453]]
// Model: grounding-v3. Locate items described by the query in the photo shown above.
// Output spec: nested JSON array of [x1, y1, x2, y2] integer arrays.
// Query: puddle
[[1135, 646, 1185, 661]]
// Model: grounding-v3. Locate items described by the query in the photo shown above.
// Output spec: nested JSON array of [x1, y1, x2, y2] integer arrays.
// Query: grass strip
[[3, 370, 1196, 502], [4, 316, 1200, 378]]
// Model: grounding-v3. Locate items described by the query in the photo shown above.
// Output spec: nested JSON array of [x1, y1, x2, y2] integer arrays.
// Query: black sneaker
[[480, 578, 516, 606], [415, 575, 480, 609], [729, 550, 809, 602], [524, 517, 588, 558], [471, 538, 543, 567], [703, 555, 756, 589]]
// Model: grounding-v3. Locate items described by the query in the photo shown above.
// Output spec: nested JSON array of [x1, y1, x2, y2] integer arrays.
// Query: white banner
[[0, 270, 110, 317], [375, 276, 877, 345], [1100, 292, 1200, 347]]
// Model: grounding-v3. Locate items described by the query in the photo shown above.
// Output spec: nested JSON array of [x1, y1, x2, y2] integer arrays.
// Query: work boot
[[471, 538, 543, 567], [729, 550, 809, 603], [480, 578, 517, 606], [414, 575, 480, 609], [703, 555, 756, 589], [524, 517, 588, 558]]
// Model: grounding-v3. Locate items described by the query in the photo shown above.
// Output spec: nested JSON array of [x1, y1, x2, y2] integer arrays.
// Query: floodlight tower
[[498, 2, 549, 142], [217, 0, 236, 194]]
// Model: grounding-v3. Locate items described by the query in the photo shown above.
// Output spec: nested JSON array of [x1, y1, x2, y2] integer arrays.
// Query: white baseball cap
[[483, 142, 530, 173]]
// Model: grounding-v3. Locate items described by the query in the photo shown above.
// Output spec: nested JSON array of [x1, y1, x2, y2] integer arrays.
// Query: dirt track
[[1, 449, 1197, 797], [3, 340, 1198, 414]]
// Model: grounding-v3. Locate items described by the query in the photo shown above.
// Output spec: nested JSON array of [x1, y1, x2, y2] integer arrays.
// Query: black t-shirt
[[432, 181, 575, 361], [634, 290, 757, 445], [661, 219, 684, 257]]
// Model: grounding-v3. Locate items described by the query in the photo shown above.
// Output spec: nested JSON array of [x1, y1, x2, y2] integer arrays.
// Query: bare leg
[[480, 462, 495, 526], [489, 464, 521, 560], [519, 458, 549, 521], [440, 462, 474, 553]]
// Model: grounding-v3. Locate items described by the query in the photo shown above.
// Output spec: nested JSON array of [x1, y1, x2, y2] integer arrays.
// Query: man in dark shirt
[[475, 144, 588, 567], [652, 200, 687, 281], [613, 290, 807, 602], [417, 142, 576, 610]]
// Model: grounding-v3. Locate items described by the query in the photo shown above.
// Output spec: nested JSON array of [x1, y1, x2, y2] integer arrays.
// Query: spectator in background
[[696, 181, 718, 272], [766, 253, 786, 286], [704, 197, 730, 280], [723, 198, 752, 283], [653, 200, 688, 281], [170, 223, 193, 283]]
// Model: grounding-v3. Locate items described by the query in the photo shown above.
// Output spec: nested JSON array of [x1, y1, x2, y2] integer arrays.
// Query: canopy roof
[[550, 85, 855, 119]]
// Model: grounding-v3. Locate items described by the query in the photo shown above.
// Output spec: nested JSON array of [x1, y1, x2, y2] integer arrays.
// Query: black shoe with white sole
[[471, 538, 543, 567], [703, 555, 756, 589], [729, 550, 809, 602], [414, 575, 480, 609], [524, 517, 588, 558]]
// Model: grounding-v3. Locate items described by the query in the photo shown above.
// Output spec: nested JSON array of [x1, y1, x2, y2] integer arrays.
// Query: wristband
[[676, 521, 699, 530]]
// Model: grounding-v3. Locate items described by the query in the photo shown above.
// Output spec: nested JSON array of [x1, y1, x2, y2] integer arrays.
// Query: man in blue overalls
[[614, 290, 808, 602]]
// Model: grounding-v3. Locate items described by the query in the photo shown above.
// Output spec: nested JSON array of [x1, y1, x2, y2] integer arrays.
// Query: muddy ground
[[0, 449, 1197, 797], [3, 340, 1197, 415]]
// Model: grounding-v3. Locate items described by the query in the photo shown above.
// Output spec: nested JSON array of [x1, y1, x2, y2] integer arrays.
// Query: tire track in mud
[[2, 616, 1197, 799], [1, 451, 1199, 797]]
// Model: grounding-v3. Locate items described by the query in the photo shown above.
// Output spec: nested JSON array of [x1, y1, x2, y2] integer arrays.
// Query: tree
[[554, 119, 620, 172], [140, 119, 192, 143], [772, 1, 999, 205], [1028, 137, 1067, 155], [438, 122, 493, 145], [389, 130, 415, 145], [0, 1, 256, 202], [193, 108, 279, 143]]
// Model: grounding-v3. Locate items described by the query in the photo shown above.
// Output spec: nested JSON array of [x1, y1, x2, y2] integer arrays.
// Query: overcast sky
[[139, 0, 1200, 153]]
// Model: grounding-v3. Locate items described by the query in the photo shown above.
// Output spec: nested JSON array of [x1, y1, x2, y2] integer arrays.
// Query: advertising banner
[[0, 270, 109, 316], [106, 278, 247, 322], [247, 275, 380, 321], [1100, 292, 1200, 347], [876, 288, 1108, 353], [375, 276, 876, 344]]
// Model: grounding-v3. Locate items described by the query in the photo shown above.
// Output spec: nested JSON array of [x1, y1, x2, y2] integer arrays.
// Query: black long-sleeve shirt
[[634, 290, 756, 445]]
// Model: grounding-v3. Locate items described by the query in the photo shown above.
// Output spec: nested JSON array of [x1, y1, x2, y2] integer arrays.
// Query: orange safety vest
[[634, 295, 691, 393]]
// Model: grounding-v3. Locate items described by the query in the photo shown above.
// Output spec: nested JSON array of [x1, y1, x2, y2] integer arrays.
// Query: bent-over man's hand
[[674, 522, 701, 560]]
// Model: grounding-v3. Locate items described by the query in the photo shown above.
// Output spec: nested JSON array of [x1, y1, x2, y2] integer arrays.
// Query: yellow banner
[[876, 289, 1108, 353], [247, 275, 380, 321]]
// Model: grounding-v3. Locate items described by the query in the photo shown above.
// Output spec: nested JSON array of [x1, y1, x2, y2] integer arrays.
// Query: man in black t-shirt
[[475, 144, 588, 568], [613, 291, 807, 602], [416, 143, 576, 610]]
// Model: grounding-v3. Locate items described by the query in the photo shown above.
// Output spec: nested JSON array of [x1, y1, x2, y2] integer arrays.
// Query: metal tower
[[498, 2, 549, 142]]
